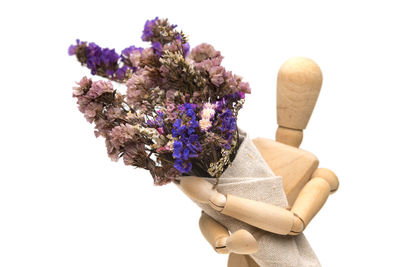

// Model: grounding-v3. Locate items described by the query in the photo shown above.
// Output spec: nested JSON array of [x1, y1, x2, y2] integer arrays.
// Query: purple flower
[[121, 45, 143, 57], [182, 42, 190, 58], [174, 159, 192, 173], [175, 34, 190, 57], [68, 39, 83, 55], [171, 104, 202, 174], [172, 140, 183, 158], [69, 40, 137, 82], [142, 17, 159, 41], [225, 91, 245, 101], [147, 111, 164, 130], [116, 65, 133, 81], [217, 108, 237, 149], [152, 41, 163, 56], [68, 44, 77, 56]]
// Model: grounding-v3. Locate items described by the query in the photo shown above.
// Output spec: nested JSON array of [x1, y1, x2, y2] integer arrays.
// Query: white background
[[1, 0, 399, 266]]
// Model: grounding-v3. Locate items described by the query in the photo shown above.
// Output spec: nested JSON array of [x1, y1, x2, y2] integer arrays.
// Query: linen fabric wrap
[[179, 130, 321, 267]]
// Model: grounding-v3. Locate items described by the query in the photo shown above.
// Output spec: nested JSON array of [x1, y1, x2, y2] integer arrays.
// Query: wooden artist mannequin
[[177, 57, 339, 267]]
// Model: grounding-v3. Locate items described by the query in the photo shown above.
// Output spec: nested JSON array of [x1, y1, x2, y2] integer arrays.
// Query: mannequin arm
[[180, 169, 338, 235], [199, 211, 258, 254], [290, 168, 339, 232], [179, 177, 302, 235]]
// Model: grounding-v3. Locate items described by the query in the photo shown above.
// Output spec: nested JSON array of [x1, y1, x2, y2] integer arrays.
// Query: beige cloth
[[184, 130, 321, 267]]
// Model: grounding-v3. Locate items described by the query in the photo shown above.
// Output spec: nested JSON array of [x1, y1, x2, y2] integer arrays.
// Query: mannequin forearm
[[178, 173, 338, 236], [179, 177, 303, 235], [216, 168, 339, 234], [291, 168, 339, 228]]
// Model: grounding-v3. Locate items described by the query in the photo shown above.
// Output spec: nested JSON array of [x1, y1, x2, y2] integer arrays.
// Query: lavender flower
[[217, 108, 237, 149], [68, 39, 84, 56], [68, 40, 138, 82], [141, 17, 190, 58], [142, 17, 159, 41], [171, 104, 202, 173], [152, 41, 163, 56]]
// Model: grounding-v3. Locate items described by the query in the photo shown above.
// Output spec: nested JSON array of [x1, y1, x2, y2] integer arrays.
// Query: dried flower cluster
[[70, 17, 251, 185]]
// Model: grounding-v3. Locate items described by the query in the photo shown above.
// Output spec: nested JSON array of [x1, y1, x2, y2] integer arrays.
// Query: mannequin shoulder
[[252, 138, 319, 205]]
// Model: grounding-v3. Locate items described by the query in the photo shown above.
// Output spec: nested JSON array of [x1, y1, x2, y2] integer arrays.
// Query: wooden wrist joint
[[289, 213, 305, 235]]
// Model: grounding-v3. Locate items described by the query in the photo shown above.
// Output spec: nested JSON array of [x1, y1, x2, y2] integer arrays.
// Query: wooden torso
[[252, 138, 319, 206]]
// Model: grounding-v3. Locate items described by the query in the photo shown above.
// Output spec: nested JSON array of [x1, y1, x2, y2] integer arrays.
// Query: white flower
[[199, 103, 217, 131], [199, 119, 213, 131]]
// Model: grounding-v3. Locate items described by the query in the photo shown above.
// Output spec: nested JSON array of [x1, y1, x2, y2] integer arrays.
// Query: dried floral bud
[[72, 76, 92, 97], [238, 81, 251, 94], [126, 73, 151, 107], [87, 80, 114, 98], [129, 49, 142, 68], [68, 40, 139, 82], [123, 143, 148, 168], [189, 43, 221, 62], [209, 66, 225, 87]]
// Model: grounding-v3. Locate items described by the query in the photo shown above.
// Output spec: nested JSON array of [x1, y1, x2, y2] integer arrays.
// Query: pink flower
[[141, 47, 155, 60], [73, 76, 92, 97], [157, 127, 164, 135], [87, 80, 114, 98], [129, 49, 142, 68], [209, 66, 225, 87], [84, 102, 102, 122], [238, 81, 251, 94], [126, 73, 149, 106], [166, 89, 176, 100], [156, 145, 171, 153], [190, 43, 221, 62]]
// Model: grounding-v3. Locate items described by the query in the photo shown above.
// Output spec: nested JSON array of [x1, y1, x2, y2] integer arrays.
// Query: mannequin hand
[[215, 229, 258, 255], [179, 176, 226, 211]]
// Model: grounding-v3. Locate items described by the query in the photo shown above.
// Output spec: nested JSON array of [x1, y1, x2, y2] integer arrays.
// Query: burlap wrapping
[[180, 130, 321, 267]]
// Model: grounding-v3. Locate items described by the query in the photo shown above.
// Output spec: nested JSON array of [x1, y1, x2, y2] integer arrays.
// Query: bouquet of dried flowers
[[69, 17, 251, 185]]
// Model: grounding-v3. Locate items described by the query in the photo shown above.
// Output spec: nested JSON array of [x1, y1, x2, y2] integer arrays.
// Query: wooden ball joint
[[178, 57, 339, 267]]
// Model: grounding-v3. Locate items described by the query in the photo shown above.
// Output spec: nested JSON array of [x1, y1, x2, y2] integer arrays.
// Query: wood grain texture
[[277, 57, 322, 130], [275, 126, 303, 147], [312, 168, 339, 193], [291, 177, 331, 228], [252, 138, 319, 206], [178, 176, 218, 203]]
